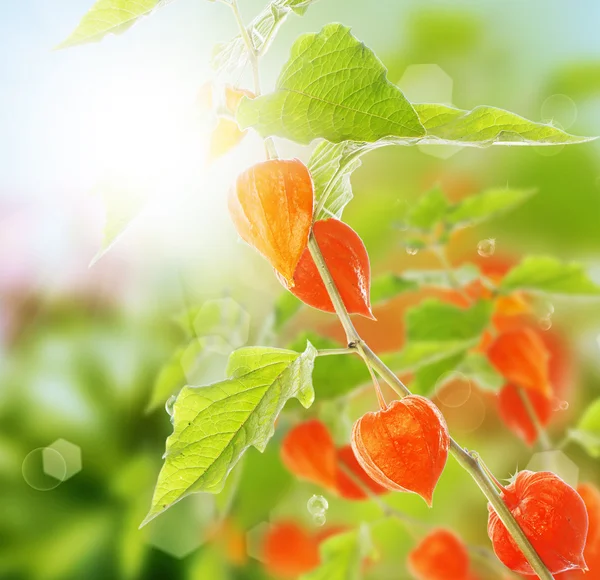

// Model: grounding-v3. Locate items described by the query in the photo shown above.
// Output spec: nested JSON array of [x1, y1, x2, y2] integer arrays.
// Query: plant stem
[[517, 387, 553, 451], [316, 347, 357, 357], [307, 238, 553, 580], [432, 243, 471, 302], [226, 0, 277, 159]]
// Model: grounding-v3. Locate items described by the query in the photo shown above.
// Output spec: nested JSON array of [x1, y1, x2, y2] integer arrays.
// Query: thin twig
[[516, 387, 553, 451]]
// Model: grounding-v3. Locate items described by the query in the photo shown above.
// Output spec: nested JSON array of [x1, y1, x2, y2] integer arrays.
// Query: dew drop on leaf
[[307, 494, 328, 517], [477, 238, 496, 257], [165, 395, 177, 417], [312, 513, 326, 527], [539, 316, 553, 331]]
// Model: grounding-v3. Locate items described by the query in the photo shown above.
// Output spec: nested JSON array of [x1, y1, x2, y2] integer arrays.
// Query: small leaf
[[301, 524, 372, 580], [370, 274, 419, 304], [446, 188, 536, 227], [458, 352, 504, 392], [569, 398, 600, 458], [57, 0, 171, 49], [279, 218, 374, 319], [407, 187, 449, 231], [406, 299, 492, 342], [288, 333, 370, 399], [500, 256, 600, 296], [229, 159, 314, 284], [142, 343, 316, 526], [212, 0, 321, 73], [309, 141, 379, 220], [414, 103, 594, 146], [238, 24, 424, 144]]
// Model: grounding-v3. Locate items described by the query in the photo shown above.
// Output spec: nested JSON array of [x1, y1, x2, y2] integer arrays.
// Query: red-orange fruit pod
[[280, 419, 337, 490], [351, 395, 449, 506], [335, 444, 387, 500], [262, 521, 320, 578], [279, 218, 374, 318], [228, 159, 314, 284], [407, 528, 471, 580], [487, 328, 551, 397], [487, 470, 588, 575], [497, 383, 552, 446]]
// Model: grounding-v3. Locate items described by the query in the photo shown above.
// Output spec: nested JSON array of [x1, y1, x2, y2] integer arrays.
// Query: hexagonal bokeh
[[145, 493, 217, 559], [45, 439, 82, 482], [398, 64, 453, 105], [526, 450, 579, 488]]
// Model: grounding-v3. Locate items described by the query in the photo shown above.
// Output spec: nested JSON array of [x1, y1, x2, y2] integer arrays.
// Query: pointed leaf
[[238, 24, 424, 144], [142, 343, 316, 526], [57, 0, 172, 49], [500, 256, 600, 296], [446, 188, 536, 227], [414, 103, 594, 146]]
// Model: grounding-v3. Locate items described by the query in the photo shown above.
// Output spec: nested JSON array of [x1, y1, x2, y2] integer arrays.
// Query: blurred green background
[[1, 1, 599, 578]]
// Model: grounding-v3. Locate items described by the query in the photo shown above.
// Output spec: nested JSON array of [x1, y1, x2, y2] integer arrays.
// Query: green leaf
[[407, 187, 449, 231], [175, 298, 250, 349], [212, 0, 321, 73], [301, 525, 371, 580], [568, 398, 600, 458], [57, 0, 170, 49], [500, 256, 600, 296], [406, 299, 492, 342], [288, 333, 369, 399], [142, 343, 316, 526], [414, 103, 594, 146], [238, 24, 424, 144], [370, 274, 419, 304], [446, 188, 536, 227], [458, 352, 504, 392]]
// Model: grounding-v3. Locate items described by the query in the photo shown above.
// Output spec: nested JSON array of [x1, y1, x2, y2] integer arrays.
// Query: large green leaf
[[568, 398, 600, 458], [446, 188, 536, 227], [301, 525, 371, 580], [500, 256, 600, 296], [57, 0, 171, 49], [212, 0, 321, 73], [142, 343, 316, 526], [237, 24, 424, 144], [414, 103, 593, 146]]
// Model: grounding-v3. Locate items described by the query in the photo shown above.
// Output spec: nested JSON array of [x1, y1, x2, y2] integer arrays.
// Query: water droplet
[[406, 246, 419, 256], [312, 513, 326, 527], [165, 395, 177, 417], [559, 400, 569, 411], [552, 397, 570, 412], [393, 220, 409, 232], [477, 238, 496, 258], [307, 494, 328, 517], [539, 316, 552, 331]]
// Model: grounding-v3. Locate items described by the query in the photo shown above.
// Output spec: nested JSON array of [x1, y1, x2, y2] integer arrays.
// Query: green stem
[[307, 238, 553, 580], [316, 347, 357, 357], [432, 243, 471, 302]]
